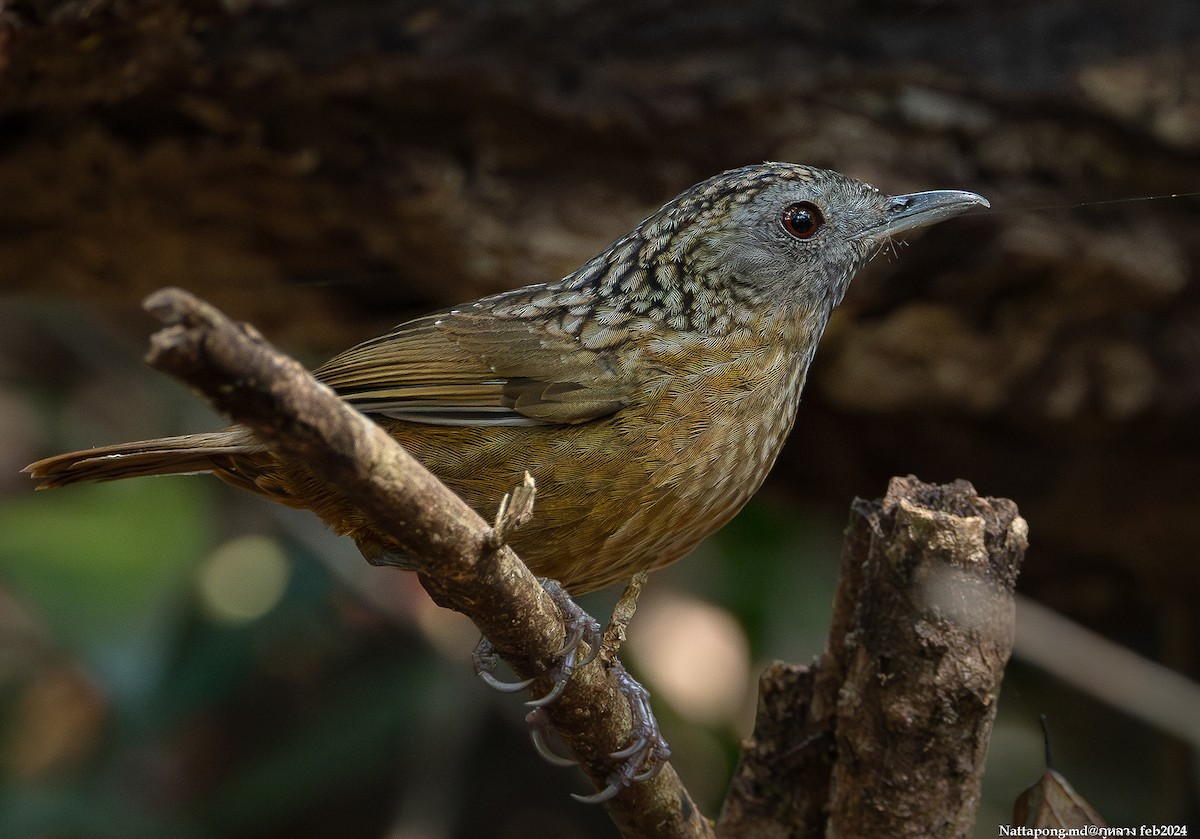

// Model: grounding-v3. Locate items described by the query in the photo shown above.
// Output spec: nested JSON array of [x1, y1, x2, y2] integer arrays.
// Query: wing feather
[[313, 308, 632, 426]]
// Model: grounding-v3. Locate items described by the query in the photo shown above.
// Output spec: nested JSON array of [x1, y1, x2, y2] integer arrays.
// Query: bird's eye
[[781, 202, 825, 240]]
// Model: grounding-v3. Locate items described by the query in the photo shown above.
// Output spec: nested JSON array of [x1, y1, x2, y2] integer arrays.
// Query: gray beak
[[871, 189, 990, 240]]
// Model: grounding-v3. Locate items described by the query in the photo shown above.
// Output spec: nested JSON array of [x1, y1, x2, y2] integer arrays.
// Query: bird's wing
[[313, 309, 632, 427]]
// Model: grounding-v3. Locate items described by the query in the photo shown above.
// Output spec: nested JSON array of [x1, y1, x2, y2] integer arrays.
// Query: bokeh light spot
[[197, 534, 290, 624], [628, 592, 751, 725]]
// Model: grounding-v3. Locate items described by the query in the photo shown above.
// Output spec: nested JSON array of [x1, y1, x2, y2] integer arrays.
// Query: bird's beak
[[870, 189, 990, 240]]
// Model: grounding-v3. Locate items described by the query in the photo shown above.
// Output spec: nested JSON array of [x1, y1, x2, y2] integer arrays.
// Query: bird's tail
[[24, 429, 263, 489]]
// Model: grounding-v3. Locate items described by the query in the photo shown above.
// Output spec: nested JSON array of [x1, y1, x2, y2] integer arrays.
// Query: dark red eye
[[781, 202, 825, 239]]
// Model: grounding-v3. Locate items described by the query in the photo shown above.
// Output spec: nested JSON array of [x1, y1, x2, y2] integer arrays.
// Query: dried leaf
[[1013, 767, 1107, 828]]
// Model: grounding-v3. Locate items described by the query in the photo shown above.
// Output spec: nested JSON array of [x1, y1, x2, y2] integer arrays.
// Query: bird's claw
[[472, 637, 535, 693], [570, 659, 670, 803], [471, 578, 601, 706], [524, 608, 604, 707], [524, 642, 576, 707], [526, 708, 579, 767], [526, 579, 603, 707], [472, 578, 668, 803]]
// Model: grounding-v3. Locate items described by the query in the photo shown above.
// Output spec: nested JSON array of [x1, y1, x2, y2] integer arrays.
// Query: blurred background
[[1, 0, 1198, 836]]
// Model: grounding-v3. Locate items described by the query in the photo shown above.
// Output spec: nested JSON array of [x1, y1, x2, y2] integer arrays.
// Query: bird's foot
[[472, 578, 602, 704], [569, 659, 671, 804], [473, 575, 670, 803]]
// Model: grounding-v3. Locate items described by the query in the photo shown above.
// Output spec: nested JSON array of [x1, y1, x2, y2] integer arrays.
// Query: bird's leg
[[571, 659, 670, 803], [473, 571, 671, 803], [569, 572, 669, 803], [471, 576, 600, 759], [525, 656, 670, 803], [472, 477, 670, 799]]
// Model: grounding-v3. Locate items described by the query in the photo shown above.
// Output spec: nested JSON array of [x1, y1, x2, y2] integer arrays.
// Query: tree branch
[[141, 286, 714, 839], [718, 476, 1028, 838]]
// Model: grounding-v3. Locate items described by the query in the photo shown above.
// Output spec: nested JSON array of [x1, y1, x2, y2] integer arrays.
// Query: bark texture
[[719, 477, 1027, 839]]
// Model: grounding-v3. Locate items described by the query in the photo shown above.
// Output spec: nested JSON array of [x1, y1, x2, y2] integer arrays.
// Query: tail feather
[[25, 430, 263, 489]]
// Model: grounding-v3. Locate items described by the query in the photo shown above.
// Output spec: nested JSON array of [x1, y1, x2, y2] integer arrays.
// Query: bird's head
[[658, 162, 989, 314]]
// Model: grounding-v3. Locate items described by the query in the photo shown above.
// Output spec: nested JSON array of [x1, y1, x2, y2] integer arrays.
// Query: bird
[[27, 162, 987, 595]]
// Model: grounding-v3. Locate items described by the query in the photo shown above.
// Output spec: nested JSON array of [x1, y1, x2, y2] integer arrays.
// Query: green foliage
[[0, 479, 211, 676]]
